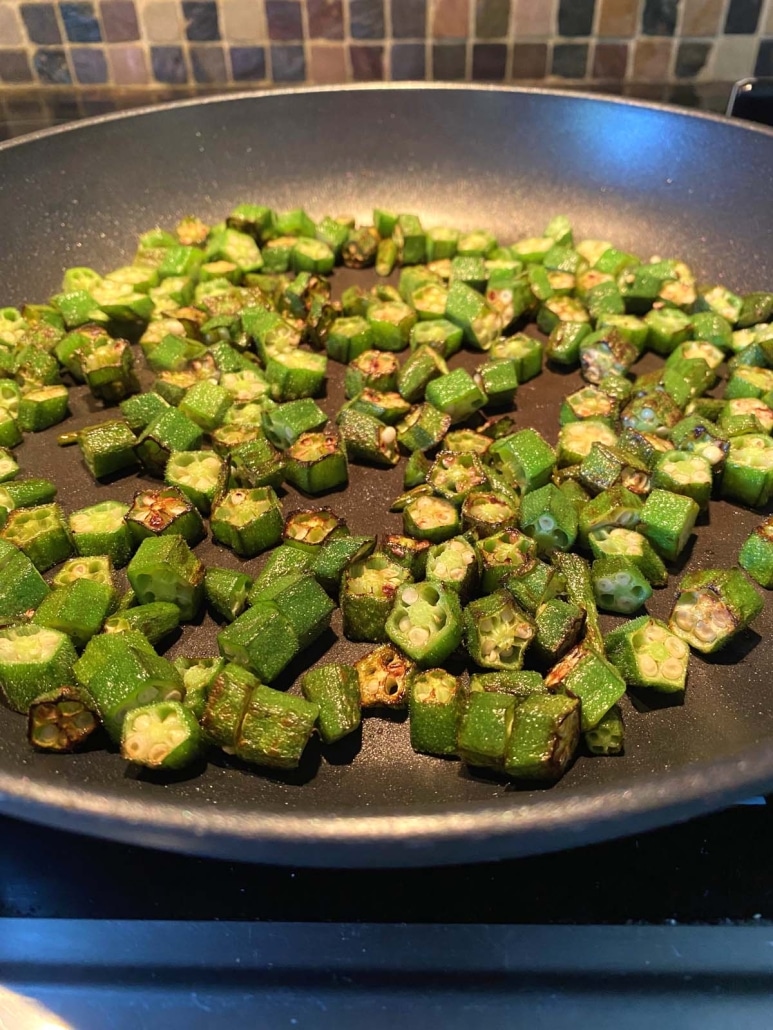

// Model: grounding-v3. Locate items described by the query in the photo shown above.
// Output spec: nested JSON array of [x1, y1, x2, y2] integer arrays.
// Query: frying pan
[[0, 84, 772, 868]]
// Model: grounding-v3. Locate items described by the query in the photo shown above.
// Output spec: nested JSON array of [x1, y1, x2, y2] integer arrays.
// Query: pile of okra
[[0, 203, 772, 782]]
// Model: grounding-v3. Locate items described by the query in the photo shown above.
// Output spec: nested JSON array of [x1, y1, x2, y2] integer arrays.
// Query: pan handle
[[727, 77, 773, 126]]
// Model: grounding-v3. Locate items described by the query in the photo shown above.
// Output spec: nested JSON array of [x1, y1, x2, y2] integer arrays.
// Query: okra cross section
[[121, 700, 201, 770], [285, 428, 349, 494], [519, 483, 578, 555], [503, 693, 581, 781], [0, 624, 77, 713], [427, 450, 488, 506], [127, 534, 204, 622], [28, 686, 98, 752], [409, 668, 462, 755], [668, 567, 763, 654], [1, 502, 73, 571], [605, 615, 688, 693], [355, 643, 415, 708], [211, 487, 283, 557], [69, 499, 133, 567], [463, 590, 535, 671], [341, 554, 412, 642], [126, 486, 205, 546], [385, 582, 463, 665], [591, 555, 652, 615]]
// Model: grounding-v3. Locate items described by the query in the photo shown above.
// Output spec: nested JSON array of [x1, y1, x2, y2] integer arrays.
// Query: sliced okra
[[250, 572, 335, 650], [381, 534, 431, 579], [204, 567, 253, 623], [409, 668, 462, 756], [503, 693, 580, 781], [444, 428, 493, 457], [591, 554, 652, 614], [652, 450, 713, 508], [355, 643, 415, 708], [456, 691, 516, 769], [738, 517, 773, 588], [199, 661, 258, 748], [468, 669, 546, 700], [488, 428, 556, 494], [519, 483, 578, 556], [551, 551, 604, 656], [669, 567, 763, 654], [475, 529, 535, 593], [426, 535, 480, 599], [285, 428, 349, 494], [396, 403, 451, 453], [0, 538, 50, 621], [398, 345, 449, 404], [606, 614, 688, 692], [135, 409, 203, 478], [52, 554, 113, 591], [427, 450, 488, 507], [33, 578, 114, 649], [78, 419, 138, 480], [350, 388, 412, 425], [126, 534, 204, 622], [577, 485, 643, 550], [344, 349, 400, 397], [218, 601, 300, 683], [366, 300, 416, 352], [545, 643, 626, 732], [173, 655, 225, 721], [409, 318, 464, 359], [0, 625, 78, 713], [211, 486, 283, 558], [68, 499, 133, 567], [310, 534, 376, 596], [669, 415, 729, 475], [639, 488, 699, 562], [28, 686, 98, 752], [340, 554, 412, 643], [588, 526, 668, 586], [301, 663, 361, 744], [121, 700, 201, 770], [249, 544, 313, 598], [463, 589, 535, 671], [533, 598, 585, 665], [126, 486, 205, 546], [2, 503, 73, 571], [461, 489, 520, 537], [104, 601, 181, 645], [584, 704, 625, 756], [385, 581, 463, 666], [283, 507, 347, 552], [338, 407, 399, 467], [556, 420, 619, 468], [165, 449, 229, 515], [404, 450, 431, 489], [403, 493, 460, 543], [342, 226, 379, 269], [721, 434, 773, 508]]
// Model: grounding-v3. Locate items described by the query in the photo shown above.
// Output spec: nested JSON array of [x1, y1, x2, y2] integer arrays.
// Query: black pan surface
[[0, 85, 772, 867]]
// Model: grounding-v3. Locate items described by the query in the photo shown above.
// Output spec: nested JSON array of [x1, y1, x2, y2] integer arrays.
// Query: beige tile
[[766, 0, 773, 33], [140, 0, 182, 42], [0, 2, 23, 45], [309, 43, 346, 82], [680, 0, 724, 38], [109, 44, 150, 83], [512, 0, 556, 38], [711, 36, 759, 81], [432, 0, 470, 39], [221, 0, 267, 43], [597, 0, 639, 38], [632, 39, 672, 82]]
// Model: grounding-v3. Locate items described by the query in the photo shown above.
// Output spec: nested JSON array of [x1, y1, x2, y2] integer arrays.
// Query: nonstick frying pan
[[0, 85, 772, 868]]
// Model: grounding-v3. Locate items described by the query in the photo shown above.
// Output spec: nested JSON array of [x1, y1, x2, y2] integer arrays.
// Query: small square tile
[[308, 0, 344, 39], [0, 3, 24, 44], [756, 38, 773, 76], [100, 1, 139, 41], [712, 34, 758, 78], [472, 41, 506, 77], [767, 5, 773, 32], [557, 0, 594, 36], [0, 50, 33, 83], [266, 0, 303, 39], [642, 0, 678, 36], [349, 43, 384, 78], [222, 0, 267, 42], [511, 41, 546, 77], [182, 0, 219, 41], [60, 2, 100, 41], [512, 0, 555, 37], [271, 42, 305, 80], [391, 41, 426, 77], [33, 47, 72, 83], [432, 0, 469, 38], [675, 40, 711, 78], [551, 42, 588, 77], [432, 41, 466, 77], [632, 38, 672, 80], [230, 44, 266, 78], [593, 41, 628, 78], [350, 0, 385, 38], [597, 0, 637, 37], [724, 0, 762, 34], [71, 44, 108, 80], [309, 42, 346, 80], [191, 43, 227, 80], [142, 1, 182, 41], [392, 0, 426, 37], [151, 43, 187, 81], [680, 0, 724, 37], [109, 42, 149, 81], [475, 0, 509, 38], [6, 96, 45, 117], [21, 4, 61, 44]]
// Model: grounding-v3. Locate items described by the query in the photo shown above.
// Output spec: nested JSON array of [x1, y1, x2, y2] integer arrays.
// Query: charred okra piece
[[0, 625, 77, 713], [0, 538, 50, 621], [468, 669, 545, 699], [342, 226, 379, 268], [211, 487, 283, 557], [503, 693, 580, 781], [78, 419, 138, 480], [28, 686, 98, 752], [668, 567, 763, 654], [104, 601, 181, 645], [235, 685, 319, 769], [426, 535, 479, 598], [605, 614, 688, 693], [204, 567, 253, 622], [639, 488, 699, 562], [2, 503, 73, 571], [381, 535, 431, 578], [488, 429, 556, 494], [355, 643, 415, 708], [285, 428, 348, 494], [445, 280, 503, 350], [409, 668, 462, 755], [533, 598, 585, 665], [385, 581, 463, 665], [121, 700, 201, 770], [217, 602, 300, 682], [461, 489, 520, 537], [345, 349, 400, 397], [396, 403, 451, 453], [68, 500, 133, 567], [475, 529, 535, 592], [126, 486, 204, 546], [284, 507, 347, 552], [545, 643, 626, 732], [739, 517, 773, 587], [338, 407, 399, 467], [584, 704, 625, 756], [463, 590, 535, 670], [577, 485, 643, 549], [456, 691, 516, 769], [350, 388, 411, 425], [403, 493, 460, 543], [592, 555, 652, 614], [551, 551, 604, 656], [310, 534, 376, 596], [519, 483, 578, 555], [300, 663, 361, 744], [588, 526, 668, 587], [427, 451, 488, 507], [200, 661, 257, 747], [366, 300, 416, 352], [32, 578, 114, 649], [165, 449, 229, 515], [127, 534, 204, 622], [341, 554, 411, 642]]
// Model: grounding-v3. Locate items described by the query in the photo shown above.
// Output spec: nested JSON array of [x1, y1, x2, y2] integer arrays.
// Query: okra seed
[[409, 626, 430, 647], [36, 724, 60, 742], [665, 636, 687, 657], [645, 625, 666, 643], [402, 587, 419, 605], [694, 621, 716, 643], [399, 617, 411, 633], [479, 617, 494, 634], [148, 743, 171, 764], [639, 655, 659, 678], [381, 427, 397, 444], [662, 659, 684, 680], [134, 713, 153, 732], [674, 607, 695, 630], [515, 625, 533, 640]]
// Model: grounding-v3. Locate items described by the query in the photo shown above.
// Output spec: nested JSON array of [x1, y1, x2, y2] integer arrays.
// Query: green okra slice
[[577, 485, 643, 549], [338, 407, 399, 467], [284, 507, 348, 552], [385, 581, 463, 666], [403, 493, 461, 543], [381, 534, 431, 579], [79, 337, 139, 405], [32, 578, 114, 649], [340, 554, 412, 643], [2, 503, 73, 571], [444, 427, 493, 457], [409, 668, 462, 756], [120, 389, 171, 433], [234, 685, 319, 769], [349, 389, 411, 426], [474, 359, 518, 409], [301, 663, 361, 744], [445, 280, 503, 350], [519, 483, 578, 556], [456, 691, 516, 769], [427, 451, 488, 507], [545, 643, 626, 732], [68, 500, 133, 567], [490, 333, 543, 383], [135, 408, 203, 478], [200, 661, 258, 748], [720, 434, 773, 509], [425, 368, 487, 424], [591, 555, 652, 614], [739, 516, 773, 587], [18, 384, 69, 432], [127, 534, 204, 622], [28, 686, 99, 753], [173, 655, 225, 721], [560, 385, 619, 427], [652, 450, 713, 509], [211, 487, 283, 558], [217, 601, 300, 683], [265, 349, 327, 403], [397, 345, 449, 404], [0, 537, 50, 622], [426, 535, 480, 598], [126, 486, 205, 546], [588, 526, 668, 587], [52, 556, 114, 593], [0, 625, 77, 713], [551, 551, 604, 656], [355, 643, 415, 708], [229, 437, 285, 491], [396, 402, 451, 453], [220, 367, 271, 404], [556, 420, 619, 467], [668, 567, 763, 654], [344, 349, 400, 397], [533, 598, 585, 665], [669, 415, 729, 475], [463, 590, 535, 671], [506, 556, 562, 616], [78, 420, 138, 480], [475, 529, 535, 593], [488, 429, 556, 494], [584, 704, 625, 756], [503, 693, 581, 781], [250, 544, 313, 598], [104, 601, 181, 645], [366, 300, 416, 352], [250, 572, 335, 650], [204, 567, 253, 623], [285, 428, 349, 494], [342, 227, 379, 269], [468, 669, 546, 699], [164, 449, 229, 515], [121, 700, 201, 770], [409, 318, 464, 359], [310, 534, 376, 596], [605, 614, 688, 693], [639, 488, 699, 562], [178, 379, 233, 432], [461, 489, 520, 537], [326, 316, 374, 364]]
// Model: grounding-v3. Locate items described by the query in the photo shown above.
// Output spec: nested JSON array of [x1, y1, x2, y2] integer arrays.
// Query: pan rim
[[1, 83, 772, 863]]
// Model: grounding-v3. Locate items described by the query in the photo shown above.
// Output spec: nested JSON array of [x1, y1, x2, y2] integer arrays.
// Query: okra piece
[[556, 421, 619, 467], [52, 555, 114, 591], [300, 663, 361, 744], [397, 346, 448, 404], [199, 661, 257, 747], [669, 567, 763, 654], [251, 572, 335, 649], [408, 668, 462, 755], [551, 551, 603, 656], [250, 544, 313, 597], [427, 451, 488, 507], [350, 388, 411, 425], [211, 487, 282, 557], [135, 408, 203, 478], [533, 598, 585, 665], [165, 449, 229, 515], [404, 450, 431, 490], [445, 428, 492, 458], [235, 685, 319, 769], [342, 226, 379, 269], [385, 581, 463, 665], [28, 686, 98, 752], [326, 316, 374, 364], [456, 691, 517, 769], [506, 556, 561, 616], [560, 386, 618, 430], [285, 428, 349, 494], [463, 590, 535, 671], [396, 403, 451, 453], [68, 500, 133, 567], [475, 529, 535, 593], [344, 349, 400, 397], [639, 488, 699, 562], [652, 450, 713, 508], [503, 693, 580, 781], [490, 333, 543, 383], [584, 704, 625, 756], [33, 578, 114, 649], [2, 503, 73, 571], [403, 493, 460, 543], [468, 669, 545, 699], [17, 384, 69, 432], [424, 368, 487, 424], [545, 643, 626, 732], [104, 601, 181, 645], [0, 538, 50, 621], [577, 485, 643, 549], [366, 300, 416, 352], [474, 359, 519, 409], [409, 318, 464, 359], [229, 436, 285, 492], [588, 526, 668, 586], [283, 507, 346, 552], [121, 700, 201, 770], [0, 625, 77, 713], [341, 554, 411, 642], [461, 489, 520, 537], [489, 429, 556, 494], [721, 434, 773, 508], [127, 534, 204, 622], [425, 535, 480, 599], [218, 601, 300, 683], [204, 567, 253, 623], [78, 419, 138, 480], [381, 534, 431, 578], [445, 280, 503, 351], [338, 407, 399, 467], [177, 379, 233, 432], [591, 554, 652, 614], [739, 517, 773, 587], [669, 414, 729, 474], [519, 483, 578, 555], [605, 615, 688, 693], [265, 349, 327, 403], [355, 643, 415, 708], [173, 655, 225, 720], [126, 486, 205, 546], [310, 534, 376, 596]]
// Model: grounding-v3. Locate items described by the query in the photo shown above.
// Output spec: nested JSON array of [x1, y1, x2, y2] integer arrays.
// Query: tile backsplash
[[0, 0, 770, 90]]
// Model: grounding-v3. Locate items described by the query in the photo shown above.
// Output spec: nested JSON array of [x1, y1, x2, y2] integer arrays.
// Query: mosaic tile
[[472, 41, 506, 77], [597, 0, 637, 38], [308, 0, 344, 39], [712, 34, 758, 77], [391, 0, 426, 38], [475, 0, 509, 38], [350, 0, 385, 39], [271, 42, 306, 79], [593, 41, 628, 78], [632, 38, 672, 80], [510, 40, 546, 76], [21, 4, 62, 45], [230, 44, 266, 78], [142, 2, 182, 42], [59, 2, 101, 42], [680, 0, 725, 38], [71, 45, 108, 81], [100, 1, 140, 42], [182, 1, 220, 41], [391, 42, 426, 77], [266, 0, 303, 39], [642, 0, 678, 37], [552, 42, 588, 77], [675, 40, 711, 77], [725, 0, 762, 35], [432, 0, 469, 39], [308, 41, 346, 79], [191, 42, 227, 79], [151, 43, 188, 81], [33, 47, 72, 83], [557, 0, 594, 37], [349, 42, 384, 77], [0, 3, 24, 45], [0, 50, 34, 83], [221, 0, 267, 42], [756, 37, 773, 75], [512, 0, 555, 38], [432, 41, 466, 77], [109, 41, 149, 80]]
